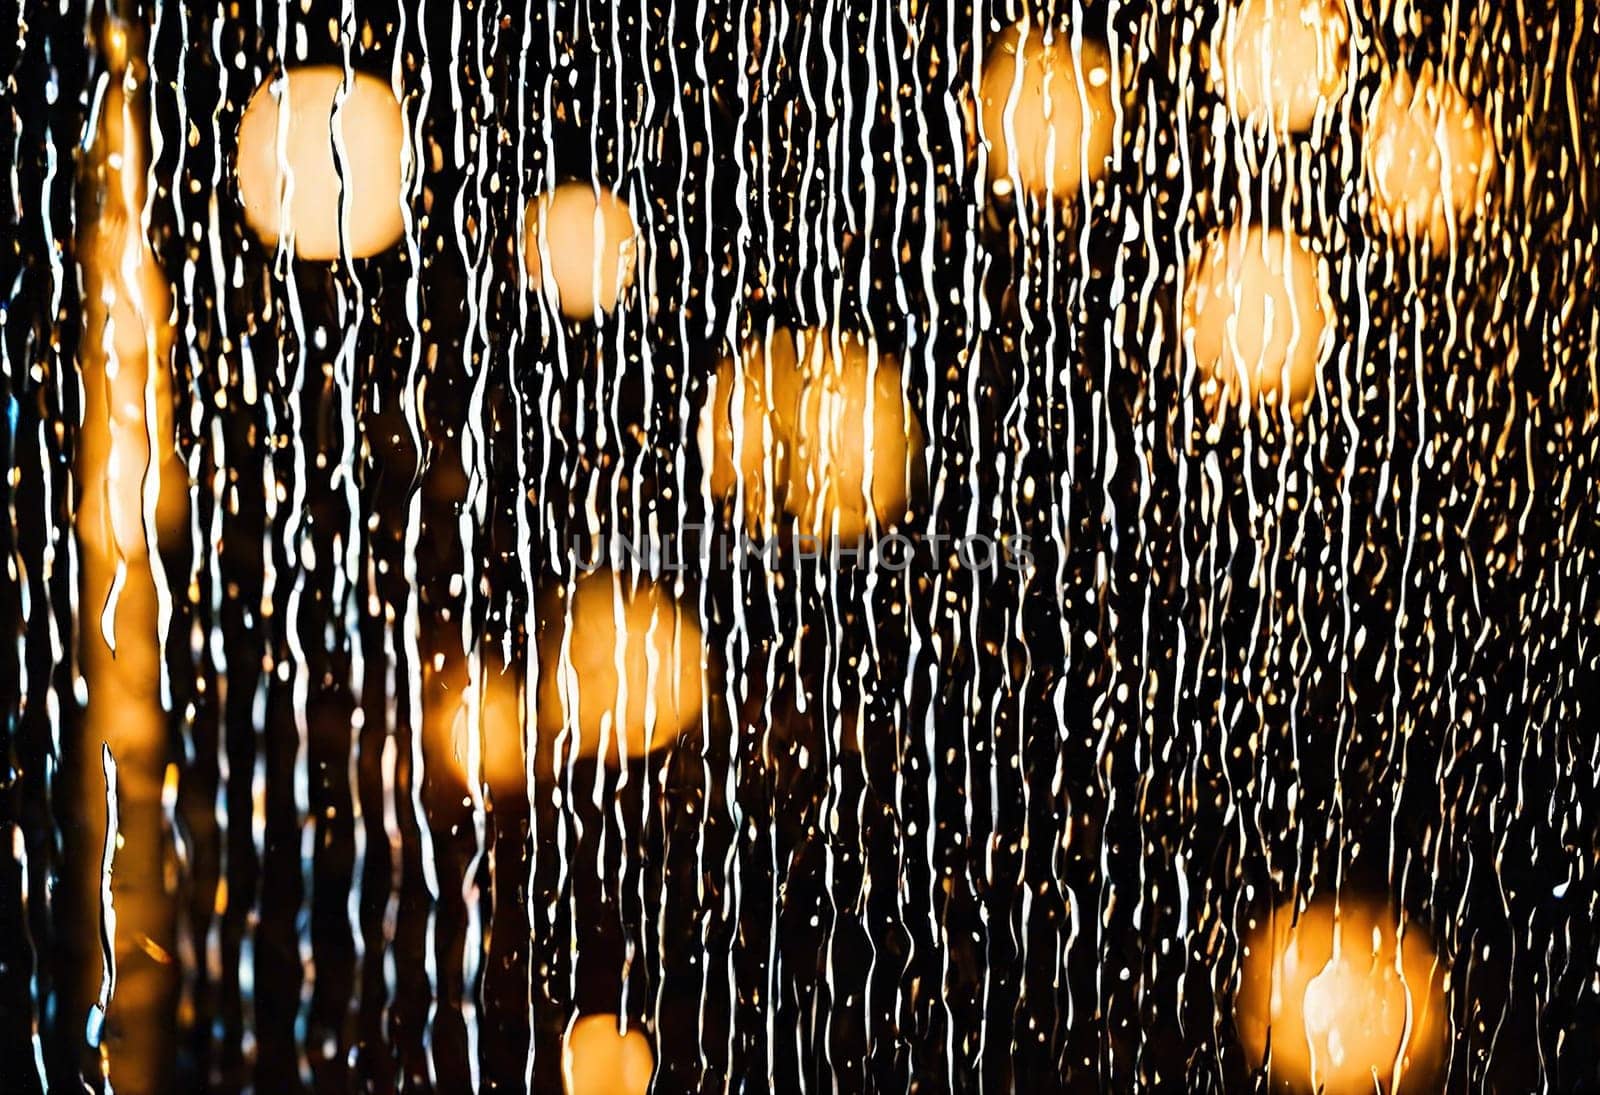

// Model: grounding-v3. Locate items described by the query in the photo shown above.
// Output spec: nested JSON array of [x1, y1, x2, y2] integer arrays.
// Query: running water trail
[[2, 0, 1599, 1092]]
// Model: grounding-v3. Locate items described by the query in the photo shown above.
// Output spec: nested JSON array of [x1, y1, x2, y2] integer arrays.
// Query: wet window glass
[[2, 0, 1597, 1091]]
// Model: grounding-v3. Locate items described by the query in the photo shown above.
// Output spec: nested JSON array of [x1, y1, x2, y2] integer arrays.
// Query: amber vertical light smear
[[74, 16, 187, 1092]]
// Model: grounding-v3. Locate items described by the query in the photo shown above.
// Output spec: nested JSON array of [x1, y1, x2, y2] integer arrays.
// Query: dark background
[[2, 0, 1599, 1090]]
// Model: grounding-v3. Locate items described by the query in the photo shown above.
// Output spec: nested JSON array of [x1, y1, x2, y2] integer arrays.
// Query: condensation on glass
[[1, 0, 1597, 1092]]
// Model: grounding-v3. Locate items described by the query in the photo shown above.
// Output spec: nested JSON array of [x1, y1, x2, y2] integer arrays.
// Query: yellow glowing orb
[[562, 1015, 654, 1095], [702, 327, 922, 542], [1364, 66, 1495, 251], [1182, 224, 1330, 415], [1236, 896, 1448, 1094], [536, 573, 705, 764], [524, 183, 639, 319], [428, 662, 528, 792], [235, 67, 406, 260], [978, 21, 1116, 199], [1216, 0, 1349, 134]]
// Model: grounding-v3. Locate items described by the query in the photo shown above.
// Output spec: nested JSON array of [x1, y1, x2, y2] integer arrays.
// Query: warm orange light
[[235, 67, 407, 260], [701, 327, 921, 541], [524, 183, 639, 319], [562, 1014, 654, 1095], [78, 80, 187, 561], [977, 21, 1116, 199], [1182, 224, 1330, 416], [703, 333, 786, 536], [536, 573, 705, 764], [427, 662, 529, 792], [78, 204, 186, 559], [1363, 66, 1495, 251], [1215, 0, 1349, 134], [1236, 896, 1448, 1094], [74, 23, 184, 1090]]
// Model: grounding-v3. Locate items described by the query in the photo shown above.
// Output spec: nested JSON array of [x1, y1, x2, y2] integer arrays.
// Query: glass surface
[[1, 1, 1595, 1091]]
